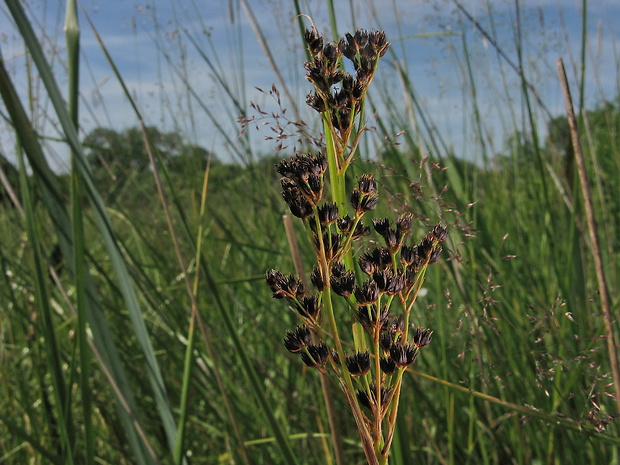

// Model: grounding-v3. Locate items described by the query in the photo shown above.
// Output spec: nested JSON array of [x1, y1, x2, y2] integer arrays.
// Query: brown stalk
[[340, 379, 380, 465], [556, 58, 620, 412]]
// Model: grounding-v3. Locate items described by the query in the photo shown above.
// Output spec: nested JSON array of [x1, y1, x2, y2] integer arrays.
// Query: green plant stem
[[373, 313, 382, 455], [173, 165, 210, 463], [381, 374, 403, 465], [380, 262, 430, 462], [174, 314, 196, 464], [402, 265, 428, 341], [323, 287, 379, 465], [175, 160, 212, 462], [325, 0, 339, 41], [18, 146, 75, 465], [65, 1, 94, 462], [323, 116, 367, 354], [324, 116, 346, 212], [139, 123, 249, 465], [284, 214, 345, 465]]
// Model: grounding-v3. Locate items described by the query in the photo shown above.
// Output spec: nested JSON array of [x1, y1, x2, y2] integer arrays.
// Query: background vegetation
[[0, 1, 618, 464]]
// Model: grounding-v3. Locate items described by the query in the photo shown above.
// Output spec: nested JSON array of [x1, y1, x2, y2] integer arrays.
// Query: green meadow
[[0, 1, 618, 464]]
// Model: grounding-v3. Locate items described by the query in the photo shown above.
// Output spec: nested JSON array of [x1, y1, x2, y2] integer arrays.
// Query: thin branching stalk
[[240, 0, 302, 123], [284, 213, 345, 465], [411, 368, 620, 445]]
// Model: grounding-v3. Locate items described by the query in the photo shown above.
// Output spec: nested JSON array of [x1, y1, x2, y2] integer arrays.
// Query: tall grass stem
[[557, 57, 620, 412], [64, 0, 95, 462], [0, 38, 159, 464]]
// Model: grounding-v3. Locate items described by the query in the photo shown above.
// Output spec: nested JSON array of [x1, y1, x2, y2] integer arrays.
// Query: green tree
[[82, 126, 216, 200], [83, 126, 216, 176]]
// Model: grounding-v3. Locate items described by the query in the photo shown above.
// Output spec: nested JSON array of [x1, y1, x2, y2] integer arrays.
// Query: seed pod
[[301, 342, 329, 368], [390, 342, 418, 368], [283, 326, 312, 353], [345, 351, 371, 377]]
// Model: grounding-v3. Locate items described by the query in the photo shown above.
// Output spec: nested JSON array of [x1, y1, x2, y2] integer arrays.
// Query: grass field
[[0, 1, 619, 464]]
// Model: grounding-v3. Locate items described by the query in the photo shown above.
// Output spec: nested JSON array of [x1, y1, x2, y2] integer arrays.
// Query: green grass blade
[[18, 146, 74, 464], [0, 56, 157, 465], [0, 412, 64, 465], [77, 9, 262, 463], [1, 4, 162, 463], [202, 263, 301, 465], [64, 1, 94, 463], [6, 1, 182, 459]]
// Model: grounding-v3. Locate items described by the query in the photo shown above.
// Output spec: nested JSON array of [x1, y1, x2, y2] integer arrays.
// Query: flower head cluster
[[268, 149, 447, 395], [269, 154, 382, 333], [276, 152, 327, 219], [265, 27, 448, 465], [304, 28, 389, 138]]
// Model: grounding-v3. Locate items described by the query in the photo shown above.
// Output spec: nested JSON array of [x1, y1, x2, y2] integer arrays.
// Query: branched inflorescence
[[266, 28, 447, 465], [304, 28, 388, 173]]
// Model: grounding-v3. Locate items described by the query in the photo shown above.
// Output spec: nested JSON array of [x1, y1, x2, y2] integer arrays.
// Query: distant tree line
[[1, 99, 617, 211], [83, 126, 216, 177]]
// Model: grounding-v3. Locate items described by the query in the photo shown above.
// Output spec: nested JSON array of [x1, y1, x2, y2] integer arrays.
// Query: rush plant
[[266, 28, 447, 465]]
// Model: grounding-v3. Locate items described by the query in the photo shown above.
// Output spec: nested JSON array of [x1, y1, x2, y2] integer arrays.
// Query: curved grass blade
[[76, 7, 300, 462], [18, 146, 74, 464], [2, 2, 170, 463], [64, 1, 94, 463], [0, 53, 158, 465], [0, 412, 64, 465]]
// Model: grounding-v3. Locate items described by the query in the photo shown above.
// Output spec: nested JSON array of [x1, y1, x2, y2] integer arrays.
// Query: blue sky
[[0, 0, 619, 171]]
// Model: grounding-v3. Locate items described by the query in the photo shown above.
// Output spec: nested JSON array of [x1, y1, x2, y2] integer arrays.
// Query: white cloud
[[0, 0, 618, 170]]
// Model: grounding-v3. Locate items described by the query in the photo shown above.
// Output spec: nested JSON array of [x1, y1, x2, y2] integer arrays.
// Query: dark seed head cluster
[[265, 28, 448, 464], [304, 28, 389, 141], [266, 144, 447, 422]]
